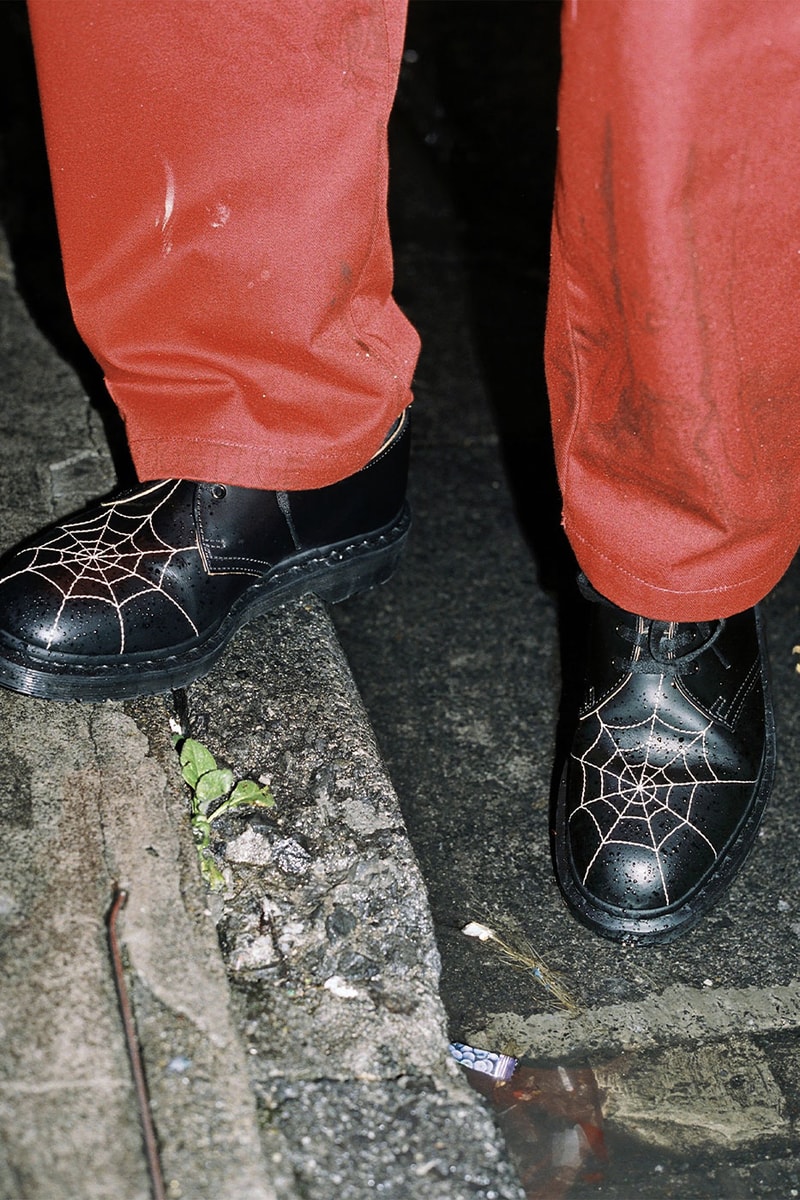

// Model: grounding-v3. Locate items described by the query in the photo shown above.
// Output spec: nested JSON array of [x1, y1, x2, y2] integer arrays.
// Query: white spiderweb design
[[1, 481, 201, 655], [570, 675, 760, 907]]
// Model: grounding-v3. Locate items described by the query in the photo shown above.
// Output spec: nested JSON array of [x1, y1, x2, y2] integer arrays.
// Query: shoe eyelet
[[210, 484, 227, 500]]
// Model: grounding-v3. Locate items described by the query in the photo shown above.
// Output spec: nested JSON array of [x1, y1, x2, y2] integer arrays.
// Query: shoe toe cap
[[569, 814, 719, 913], [0, 556, 202, 659]]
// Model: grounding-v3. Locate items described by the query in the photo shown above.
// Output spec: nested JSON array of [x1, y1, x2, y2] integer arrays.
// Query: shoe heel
[[311, 508, 410, 604], [314, 532, 408, 605]]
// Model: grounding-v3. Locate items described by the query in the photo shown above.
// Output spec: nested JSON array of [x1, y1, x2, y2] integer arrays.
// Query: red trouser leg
[[26, 0, 418, 491], [547, 0, 800, 622]]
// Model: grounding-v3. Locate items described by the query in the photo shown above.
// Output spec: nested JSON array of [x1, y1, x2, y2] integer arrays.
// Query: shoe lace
[[578, 574, 729, 677]]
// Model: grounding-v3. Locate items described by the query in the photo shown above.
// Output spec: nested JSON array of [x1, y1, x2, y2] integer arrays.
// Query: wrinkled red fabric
[[27, 0, 418, 491], [547, 0, 800, 620], [29, 1, 800, 618]]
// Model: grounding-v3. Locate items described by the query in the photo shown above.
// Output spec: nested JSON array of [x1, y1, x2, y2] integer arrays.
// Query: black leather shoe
[[0, 413, 410, 701], [554, 576, 776, 944]]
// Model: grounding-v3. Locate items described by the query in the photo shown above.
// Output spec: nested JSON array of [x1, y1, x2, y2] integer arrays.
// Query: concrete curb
[[471, 981, 800, 1062]]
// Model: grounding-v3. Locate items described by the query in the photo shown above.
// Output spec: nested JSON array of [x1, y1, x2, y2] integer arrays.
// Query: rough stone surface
[[179, 602, 524, 1199], [0, 235, 277, 1197], [594, 1038, 789, 1151], [470, 981, 800, 1062], [0, 690, 278, 1200]]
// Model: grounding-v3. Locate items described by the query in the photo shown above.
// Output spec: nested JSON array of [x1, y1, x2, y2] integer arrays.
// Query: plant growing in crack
[[172, 735, 275, 889]]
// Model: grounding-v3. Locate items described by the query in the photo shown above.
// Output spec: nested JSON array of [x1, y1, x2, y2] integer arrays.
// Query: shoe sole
[[0, 504, 410, 703], [552, 605, 777, 945]]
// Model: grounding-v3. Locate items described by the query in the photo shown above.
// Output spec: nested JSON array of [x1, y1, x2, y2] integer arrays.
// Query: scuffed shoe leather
[[0, 413, 410, 701], [554, 576, 776, 943]]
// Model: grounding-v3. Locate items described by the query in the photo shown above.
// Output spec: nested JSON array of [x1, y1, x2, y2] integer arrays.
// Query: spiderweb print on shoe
[[570, 675, 761, 909], [0, 480, 202, 655]]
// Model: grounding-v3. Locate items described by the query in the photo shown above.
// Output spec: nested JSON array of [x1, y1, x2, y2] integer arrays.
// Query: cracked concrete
[[471, 982, 800, 1062], [168, 603, 523, 1197], [0, 692, 278, 1200]]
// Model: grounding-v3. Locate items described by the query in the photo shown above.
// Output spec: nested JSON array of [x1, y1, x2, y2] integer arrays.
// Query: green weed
[[172, 735, 275, 889]]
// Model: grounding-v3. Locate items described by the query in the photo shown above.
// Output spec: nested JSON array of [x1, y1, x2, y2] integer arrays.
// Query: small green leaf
[[195, 767, 235, 810], [179, 738, 218, 788], [210, 780, 275, 823], [230, 779, 275, 807]]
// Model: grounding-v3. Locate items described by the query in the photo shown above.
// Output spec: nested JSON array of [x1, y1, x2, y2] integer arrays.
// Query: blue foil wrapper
[[449, 1041, 518, 1081]]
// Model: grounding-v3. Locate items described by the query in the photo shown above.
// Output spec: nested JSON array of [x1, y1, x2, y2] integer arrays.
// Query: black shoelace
[[578, 573, 729, 677]]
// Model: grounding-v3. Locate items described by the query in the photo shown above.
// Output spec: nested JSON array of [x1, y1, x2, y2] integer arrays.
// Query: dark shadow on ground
[[0, 0, 132, 484], [391, 0, 585, 832], [393, 1, 568, 589]]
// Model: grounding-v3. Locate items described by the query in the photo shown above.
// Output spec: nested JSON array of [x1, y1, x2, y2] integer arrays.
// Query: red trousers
[[548, 0, 800, 621], [27, 1, 800, 621], [27, 0, 419, 492]]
